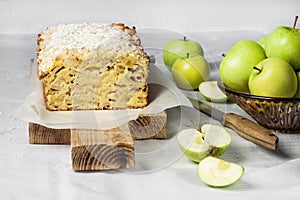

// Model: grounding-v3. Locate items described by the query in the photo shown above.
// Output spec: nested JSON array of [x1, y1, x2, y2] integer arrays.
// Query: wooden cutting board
[[28, 111, 167, 171]]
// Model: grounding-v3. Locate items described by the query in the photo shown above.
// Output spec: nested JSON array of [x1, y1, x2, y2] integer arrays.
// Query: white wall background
[[0, 0, 299, 34]]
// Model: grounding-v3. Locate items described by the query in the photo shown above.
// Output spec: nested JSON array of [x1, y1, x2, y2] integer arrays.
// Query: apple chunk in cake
[[37, 23, 149, 111]]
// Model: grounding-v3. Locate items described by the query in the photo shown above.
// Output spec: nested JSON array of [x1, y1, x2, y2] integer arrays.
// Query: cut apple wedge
[[177, 124, 231, 163], [199, 81, 228, 102], [198, 156, 244, 187]]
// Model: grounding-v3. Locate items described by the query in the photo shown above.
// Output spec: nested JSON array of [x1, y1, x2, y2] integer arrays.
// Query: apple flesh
[[177, 124, 231, 163], [172, 54, 210, 90], [163, 36, 204, 69], [249, 58, 298, 98], [199, 81, 228, 102], [219, 40, 266, 93], [198, 156, 244, 187]]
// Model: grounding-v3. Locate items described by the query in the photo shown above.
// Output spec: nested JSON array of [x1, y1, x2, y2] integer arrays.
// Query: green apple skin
[[163, 38, 204, 69], [265, 26, 300, 70], [219, 40, 266, 93], [178, 144, 229, 163], [257, 35, 269, 49], [249, 58, 298, 98], [294, 71, 300, 98], [171, 55, 210, 90], [177, 146, 204, 163]]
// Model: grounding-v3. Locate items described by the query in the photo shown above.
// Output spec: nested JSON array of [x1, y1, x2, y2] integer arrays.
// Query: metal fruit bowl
[[218, 82, 300, 133]]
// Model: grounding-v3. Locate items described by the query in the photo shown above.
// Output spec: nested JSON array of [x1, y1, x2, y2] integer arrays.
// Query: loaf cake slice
[[37, 23, 149, 111]]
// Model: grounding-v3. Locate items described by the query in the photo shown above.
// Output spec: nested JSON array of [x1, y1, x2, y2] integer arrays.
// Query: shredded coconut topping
[[38, 23, 140, 71]]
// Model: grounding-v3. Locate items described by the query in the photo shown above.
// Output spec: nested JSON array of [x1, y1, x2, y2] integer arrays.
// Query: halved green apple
[[177, 124, 231, 163], [198, 156, 244, 187], [199, 81, 228, 102]]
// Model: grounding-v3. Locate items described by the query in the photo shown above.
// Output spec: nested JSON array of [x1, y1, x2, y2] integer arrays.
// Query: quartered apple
[[198, 156, 244, 187], [199, 81, 228, 102]]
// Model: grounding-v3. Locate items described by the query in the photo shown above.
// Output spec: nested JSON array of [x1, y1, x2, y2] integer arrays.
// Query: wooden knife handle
[[222, 113, 278, 150]]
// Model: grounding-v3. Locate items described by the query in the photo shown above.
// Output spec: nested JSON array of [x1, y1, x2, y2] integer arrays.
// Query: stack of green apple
[[220, 16, 300, 98], [163, 36, 210, 90]]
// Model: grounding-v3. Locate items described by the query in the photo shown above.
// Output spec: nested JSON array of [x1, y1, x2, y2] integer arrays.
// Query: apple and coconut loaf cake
[[37, 23, 149, 111]]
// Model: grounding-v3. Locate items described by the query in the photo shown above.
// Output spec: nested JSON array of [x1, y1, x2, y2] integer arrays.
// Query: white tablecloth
[[1, 31, 300, 200]]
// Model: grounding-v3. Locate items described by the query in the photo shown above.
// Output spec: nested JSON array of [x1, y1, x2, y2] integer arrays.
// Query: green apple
[[172, 54, 210, 90], [264, 16, 300, 70], [199, 81, 228, 102], [219, 40, 266, 93], [198, 156, 244, 187], [249, 58, 298, 98], [257, 34, 269, 49], [294, 71, 300, 98], [177, 124, 231, 163], [163, 36, 204, 69]]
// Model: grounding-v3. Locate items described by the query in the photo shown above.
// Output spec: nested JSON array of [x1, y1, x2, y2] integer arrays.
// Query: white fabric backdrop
[[0, 0, 299, 34], [0, 30, 300, 199]]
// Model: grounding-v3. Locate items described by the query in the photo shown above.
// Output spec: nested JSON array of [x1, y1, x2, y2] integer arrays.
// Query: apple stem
[[208, 146, 214, 154], [184, 36, 187, 41], [187, 53, 190, 58], [293, 16, 299, 30], [191, 120, 200, 130], [253, 66, 261, 72], [222, 53, 226, 57]]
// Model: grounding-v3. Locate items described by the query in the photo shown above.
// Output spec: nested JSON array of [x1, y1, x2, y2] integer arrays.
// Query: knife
[[188, 97, 278, 150]]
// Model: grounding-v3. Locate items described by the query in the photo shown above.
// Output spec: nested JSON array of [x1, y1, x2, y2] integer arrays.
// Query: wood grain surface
[[29, 123, 70, 144], [28, 111, 167, 170], [223, 113, 278, 150], [71, 125, 134, 171]]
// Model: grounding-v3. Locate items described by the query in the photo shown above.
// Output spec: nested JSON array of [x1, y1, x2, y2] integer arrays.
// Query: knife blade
[[188, 97, 278, 150]]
